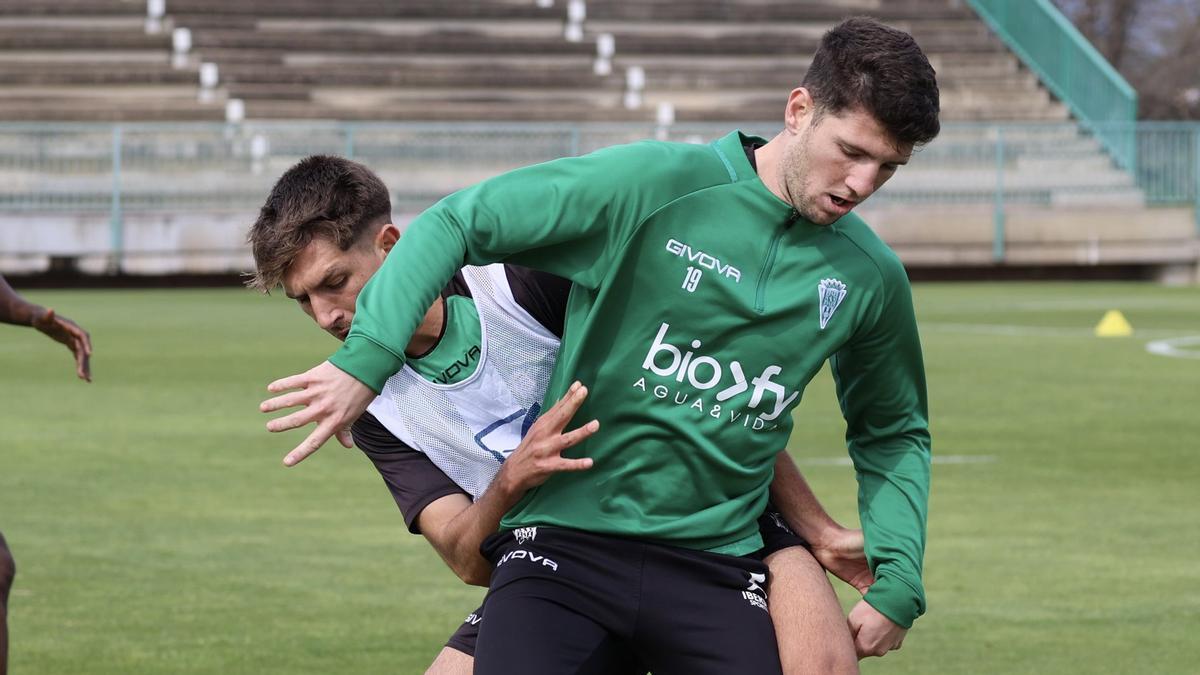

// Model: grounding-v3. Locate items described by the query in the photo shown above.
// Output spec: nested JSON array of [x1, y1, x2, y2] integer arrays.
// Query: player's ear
[[376, 223, 400, 254], [784, 88, 816, 134]]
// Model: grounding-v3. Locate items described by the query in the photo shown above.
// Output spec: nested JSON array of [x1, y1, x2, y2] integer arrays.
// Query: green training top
[[331, 131, 932, 628]]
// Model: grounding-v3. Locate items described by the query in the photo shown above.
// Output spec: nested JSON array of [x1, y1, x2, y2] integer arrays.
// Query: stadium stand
[[0, 0, 1196, 279]]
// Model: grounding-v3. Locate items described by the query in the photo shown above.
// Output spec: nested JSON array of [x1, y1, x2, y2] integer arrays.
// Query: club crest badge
[[817, 278, 848, 330], [514, 527, 538, 545]]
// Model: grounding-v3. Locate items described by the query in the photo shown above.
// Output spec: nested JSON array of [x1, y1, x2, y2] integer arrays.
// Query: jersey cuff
[[863, 573, 925, 629], [330, 336, 405, 394]]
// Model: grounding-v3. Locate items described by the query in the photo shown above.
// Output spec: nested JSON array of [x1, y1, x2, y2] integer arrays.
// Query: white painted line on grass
[[799, 455, 998, 466], [1145, 335, 1200, 360], [924, 323, 1197, 340], [923, 323, 1090, 338]]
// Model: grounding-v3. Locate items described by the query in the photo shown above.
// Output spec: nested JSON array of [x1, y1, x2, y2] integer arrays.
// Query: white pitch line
[[799, 455, 997, 466], [928, 297, 1200, 312], [922, 322, 1091, 338], [923, 323, 1198, 340], [1145, 335, 1200, 360]]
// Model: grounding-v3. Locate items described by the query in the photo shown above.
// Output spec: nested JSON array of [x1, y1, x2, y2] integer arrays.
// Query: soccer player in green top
[[262, 17, 938, 672]]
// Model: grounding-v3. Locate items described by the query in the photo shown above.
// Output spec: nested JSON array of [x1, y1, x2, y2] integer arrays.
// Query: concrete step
[[191, 28, 594, 55], [583, 0, 972, 22], [240, 99, 658, 122], [219, 62, 619, 90], [0, 63, 197, 85], [0, 99, 224, 121], [165, 0, 563, 20], [0, 28, 171, 50], [0, 0, 143, 16]]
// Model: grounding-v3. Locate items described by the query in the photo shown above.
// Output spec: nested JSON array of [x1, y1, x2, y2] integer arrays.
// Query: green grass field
[[1, 282, 1198, 674]]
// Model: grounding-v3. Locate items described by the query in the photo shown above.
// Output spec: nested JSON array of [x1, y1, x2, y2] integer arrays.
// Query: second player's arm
[[769, 451, 872, 594], [403, 383, 599, 586]]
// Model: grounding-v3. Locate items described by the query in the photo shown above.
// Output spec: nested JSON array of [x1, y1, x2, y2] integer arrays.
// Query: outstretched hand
[[32, 307, 92, 382], [496, 381, 598, 495], [260, 360, 374, 466], [809, 525, 874, 594]]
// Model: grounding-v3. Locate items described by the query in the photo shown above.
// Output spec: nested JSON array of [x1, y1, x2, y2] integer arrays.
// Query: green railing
[[0, 121, 1196, 269], [966, 0, 1138, 171]]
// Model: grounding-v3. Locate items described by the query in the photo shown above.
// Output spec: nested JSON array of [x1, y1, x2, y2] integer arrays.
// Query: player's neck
[[756, 135, 794, 205], [405, 296, 446, 358]]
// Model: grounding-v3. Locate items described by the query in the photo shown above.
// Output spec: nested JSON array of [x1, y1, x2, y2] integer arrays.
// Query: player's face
[[281, 235, 385, 341], [780, 105, 912, 225]]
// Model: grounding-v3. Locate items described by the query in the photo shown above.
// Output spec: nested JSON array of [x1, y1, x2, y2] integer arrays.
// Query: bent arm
[[832, 271, 931, 629], [331, 142, 715, 393], [417, 478, 527, 586], [0, 274, 39, 326], [769, 451, 843, 543]]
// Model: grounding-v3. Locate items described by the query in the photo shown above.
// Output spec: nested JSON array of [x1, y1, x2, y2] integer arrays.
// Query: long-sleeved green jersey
[[331, 130, 932, 628]]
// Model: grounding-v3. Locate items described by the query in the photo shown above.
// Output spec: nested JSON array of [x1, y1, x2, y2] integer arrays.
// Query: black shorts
[[444, 605, 484, 657], [444, 505, 807, 658], [471, 526, 782, 675], [755, 500, 810, 559]]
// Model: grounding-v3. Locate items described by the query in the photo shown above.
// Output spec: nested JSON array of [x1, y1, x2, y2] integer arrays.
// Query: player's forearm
[[768, 451, 843, 544], [852, 428, 931, 629], [0, 276, 40, 326], [435, 472, 527, 586]]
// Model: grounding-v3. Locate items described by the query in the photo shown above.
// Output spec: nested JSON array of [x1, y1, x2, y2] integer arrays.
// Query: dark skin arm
[[0, 274, 92, 381]]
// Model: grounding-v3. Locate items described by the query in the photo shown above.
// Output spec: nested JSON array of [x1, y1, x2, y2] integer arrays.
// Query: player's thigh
[[426, 603, 481, 675], [424, 646, 471, 675], [765, 546, 858, 675]]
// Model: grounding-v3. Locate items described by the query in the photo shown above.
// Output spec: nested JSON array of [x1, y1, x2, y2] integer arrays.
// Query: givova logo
[[665, 238, 741, 282], [639, 322, 799, 422]]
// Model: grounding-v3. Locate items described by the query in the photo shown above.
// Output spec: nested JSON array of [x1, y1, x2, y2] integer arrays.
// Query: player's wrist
[[798, 518, 845, 549], [23, 302, 48, 328]]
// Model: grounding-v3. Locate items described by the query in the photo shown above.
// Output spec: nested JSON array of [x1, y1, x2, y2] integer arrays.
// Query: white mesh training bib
[[366, 264, 561, 498]]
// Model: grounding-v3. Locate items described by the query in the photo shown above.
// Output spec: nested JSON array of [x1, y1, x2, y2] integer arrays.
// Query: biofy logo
[[639, 322, 798, 422]]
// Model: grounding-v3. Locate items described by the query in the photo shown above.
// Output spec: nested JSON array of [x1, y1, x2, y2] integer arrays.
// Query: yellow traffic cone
[[1095, 310, 1133, 337]]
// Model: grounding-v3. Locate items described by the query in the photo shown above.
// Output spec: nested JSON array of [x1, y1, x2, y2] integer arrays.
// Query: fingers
[[335, 426, 355, 449], [267, 371, 312, 393], [552, 456, 594, 472], [75, 340, 91, 382], [64, 319, 92, 356], [283, 421, 336, 467], [538, 382, 588, 432], [260, 390, 311, 413], [556, 419, 599, 450], [266, 407, 319, 433]]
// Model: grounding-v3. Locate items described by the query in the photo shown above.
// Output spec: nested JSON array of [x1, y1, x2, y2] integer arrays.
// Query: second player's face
[[780, 106, 912, 225], [281, 236, 383, 341]]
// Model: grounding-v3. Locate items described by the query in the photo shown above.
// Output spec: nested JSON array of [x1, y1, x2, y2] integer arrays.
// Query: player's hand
[[260, 360, 372, 467], [496, 381, 597, 495], [809, 525, 873, 594], [848, 600, 907, 659], [32, 307, 92, 382]]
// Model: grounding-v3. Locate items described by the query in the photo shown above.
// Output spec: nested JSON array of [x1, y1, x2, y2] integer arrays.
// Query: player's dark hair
[[247, 155, 391, 292], [803, 17, 940, 146]]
